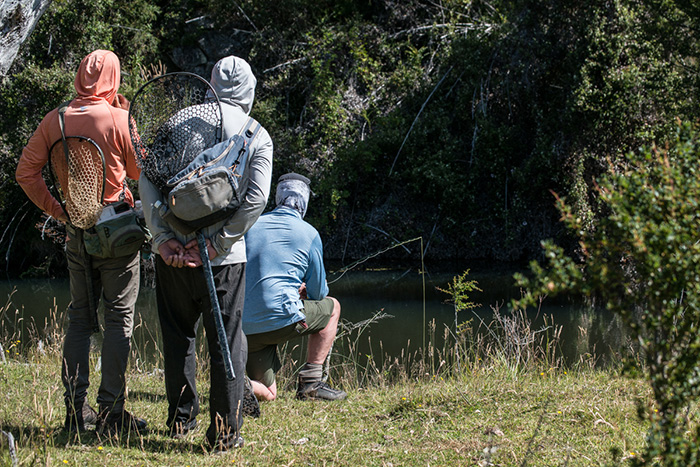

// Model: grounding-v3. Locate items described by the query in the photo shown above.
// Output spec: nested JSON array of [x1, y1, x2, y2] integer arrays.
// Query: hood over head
[[207, 56, 256, 114], [74, 50, 120, 103]]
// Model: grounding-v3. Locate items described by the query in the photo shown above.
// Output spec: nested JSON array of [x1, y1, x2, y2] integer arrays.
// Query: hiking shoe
[[64, 402, 98, 433], [242, 376, 260, 418], [296, 381, 347, 401], [169, 418, 198, 439], [96, 409, 147, 435], [209, 434, 244, 454]]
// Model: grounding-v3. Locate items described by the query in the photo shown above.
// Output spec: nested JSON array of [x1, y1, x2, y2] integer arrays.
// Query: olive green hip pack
[[82, 201, 150, 258]]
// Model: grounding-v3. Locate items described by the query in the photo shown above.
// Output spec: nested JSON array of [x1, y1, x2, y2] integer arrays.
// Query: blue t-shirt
[[243, 206, 329, 335]]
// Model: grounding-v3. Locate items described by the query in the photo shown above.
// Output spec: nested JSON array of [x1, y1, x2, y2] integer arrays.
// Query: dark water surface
[[0, 265, 626, 367]]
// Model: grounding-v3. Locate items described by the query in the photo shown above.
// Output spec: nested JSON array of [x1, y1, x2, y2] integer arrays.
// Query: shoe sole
[[296, 391, 348, 401]]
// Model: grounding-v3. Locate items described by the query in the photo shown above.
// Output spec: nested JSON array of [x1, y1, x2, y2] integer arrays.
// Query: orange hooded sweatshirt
[[16, 50, 140, 222]]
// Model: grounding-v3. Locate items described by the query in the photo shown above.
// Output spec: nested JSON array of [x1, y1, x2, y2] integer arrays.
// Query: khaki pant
[[62, 227, 140, 412], [246, 297, 335, 387]]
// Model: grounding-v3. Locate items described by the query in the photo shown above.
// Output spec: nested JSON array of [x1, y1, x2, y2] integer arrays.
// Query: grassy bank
[[0, 298, 651, 466], [0, 355, 650, 466]]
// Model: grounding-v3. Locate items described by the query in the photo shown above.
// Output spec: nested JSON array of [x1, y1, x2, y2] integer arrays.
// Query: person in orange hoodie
[[16, 50, 147, 435]]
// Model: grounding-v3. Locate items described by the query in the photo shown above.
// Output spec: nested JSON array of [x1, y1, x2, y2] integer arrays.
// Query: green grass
[[0, 349, 650, 466], [0, 297, 653, 466]]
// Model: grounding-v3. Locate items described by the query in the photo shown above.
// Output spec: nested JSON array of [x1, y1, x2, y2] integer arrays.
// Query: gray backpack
[[159, 117, 262, 234]]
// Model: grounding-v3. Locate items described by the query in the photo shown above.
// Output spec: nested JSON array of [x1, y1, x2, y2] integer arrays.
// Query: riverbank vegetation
[[1, 0, 699, 273], [2, 1, 700, 465], [516, 122, 700, 464], [0, 290, 652, 466]]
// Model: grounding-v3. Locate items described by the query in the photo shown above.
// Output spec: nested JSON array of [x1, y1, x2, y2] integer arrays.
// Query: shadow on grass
[[127, 389, 210, 405], [1, 422, 219, 457]]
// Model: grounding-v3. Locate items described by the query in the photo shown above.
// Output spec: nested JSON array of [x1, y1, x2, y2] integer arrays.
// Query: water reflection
[[0, 267, 628, 367]]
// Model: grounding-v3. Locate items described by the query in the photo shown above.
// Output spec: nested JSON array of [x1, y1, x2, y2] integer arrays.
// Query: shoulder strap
[[57, 101, 71, 166], [47, 101, 73, 222], [233, 117, 262, 166]]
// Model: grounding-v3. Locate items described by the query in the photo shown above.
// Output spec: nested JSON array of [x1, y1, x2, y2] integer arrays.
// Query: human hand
[[158, 239, 187, 267], [183, 237, 218, 267], [299, 282, 307, 300], [112, 93, 130, 110]]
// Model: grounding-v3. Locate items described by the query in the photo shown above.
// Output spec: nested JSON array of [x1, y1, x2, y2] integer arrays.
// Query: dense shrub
[[516, 122, 700, 465]]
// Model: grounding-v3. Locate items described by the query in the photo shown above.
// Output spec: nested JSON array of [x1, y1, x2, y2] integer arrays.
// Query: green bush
[[515, 121, 700, 465]]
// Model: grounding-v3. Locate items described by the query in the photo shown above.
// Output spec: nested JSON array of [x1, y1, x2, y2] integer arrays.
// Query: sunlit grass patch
[[0, 288, 653, 466]]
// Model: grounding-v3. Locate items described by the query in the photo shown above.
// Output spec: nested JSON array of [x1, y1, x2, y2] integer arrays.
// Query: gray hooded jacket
[[139, 56, 274, 265]]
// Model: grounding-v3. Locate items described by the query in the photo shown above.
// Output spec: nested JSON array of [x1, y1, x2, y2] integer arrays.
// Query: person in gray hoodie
[[139, 55, 273, 451]]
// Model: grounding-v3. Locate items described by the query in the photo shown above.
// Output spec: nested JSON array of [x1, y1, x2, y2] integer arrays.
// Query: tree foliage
[[0, 0, 699, 275], [0, 0, 160, 276]]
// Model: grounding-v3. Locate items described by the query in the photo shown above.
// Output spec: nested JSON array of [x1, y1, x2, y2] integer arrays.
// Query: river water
[[0, 264, 627, 368]]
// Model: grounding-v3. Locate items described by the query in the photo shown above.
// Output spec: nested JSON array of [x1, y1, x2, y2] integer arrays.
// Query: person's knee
[[330, 296, 341, 319], [320, 297, 340, 333]]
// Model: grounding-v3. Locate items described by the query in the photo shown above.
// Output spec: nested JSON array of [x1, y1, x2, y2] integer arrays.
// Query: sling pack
[[159, 117, 262, 235]]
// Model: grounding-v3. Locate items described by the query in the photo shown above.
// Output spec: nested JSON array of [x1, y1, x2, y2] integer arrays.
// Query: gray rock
[[197, 31, 246, 61]]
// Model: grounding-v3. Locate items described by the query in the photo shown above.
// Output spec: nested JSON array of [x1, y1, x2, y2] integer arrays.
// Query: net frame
[[47, 136, 106, 230], [128, 72, 223, 190]]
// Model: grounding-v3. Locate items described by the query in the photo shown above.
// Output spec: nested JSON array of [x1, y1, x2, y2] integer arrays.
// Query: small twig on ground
[[451, 382, 472, 406]]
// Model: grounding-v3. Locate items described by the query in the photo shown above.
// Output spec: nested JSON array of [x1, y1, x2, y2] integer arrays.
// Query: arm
[[139, 172, 175, 250], [210, 130, 273, 256], [140, 172, 198, 267], [16, 114, 67, 222], [122, 131, 141, 181], [303, 234, 329, 301], [112, 104, 141, 181]]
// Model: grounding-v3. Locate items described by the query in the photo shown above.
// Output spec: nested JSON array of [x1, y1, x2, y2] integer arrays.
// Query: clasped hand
[[158, 238, 218, 268]]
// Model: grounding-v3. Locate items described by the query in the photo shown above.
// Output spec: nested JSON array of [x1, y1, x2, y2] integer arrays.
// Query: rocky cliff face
[[0, 0, 51, 76]]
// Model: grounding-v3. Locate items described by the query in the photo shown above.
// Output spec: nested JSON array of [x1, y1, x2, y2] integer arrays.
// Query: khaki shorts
[[246, 297, 334, 387]]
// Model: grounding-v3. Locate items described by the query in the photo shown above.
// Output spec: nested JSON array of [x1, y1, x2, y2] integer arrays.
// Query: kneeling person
[[243, 173, 346, 402]]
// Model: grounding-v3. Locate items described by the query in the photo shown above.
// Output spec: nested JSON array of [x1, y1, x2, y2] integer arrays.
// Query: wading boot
[[64, 401, 98, 433], [296, 380, 347, 401], [169, 418, 198, 439], [241, 376, 260, 418], [209, 434, 244, 454], [96, 408, 147, 436]]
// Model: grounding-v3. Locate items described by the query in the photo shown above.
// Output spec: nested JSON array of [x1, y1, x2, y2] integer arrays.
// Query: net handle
[[53, 102, 103, 335]]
